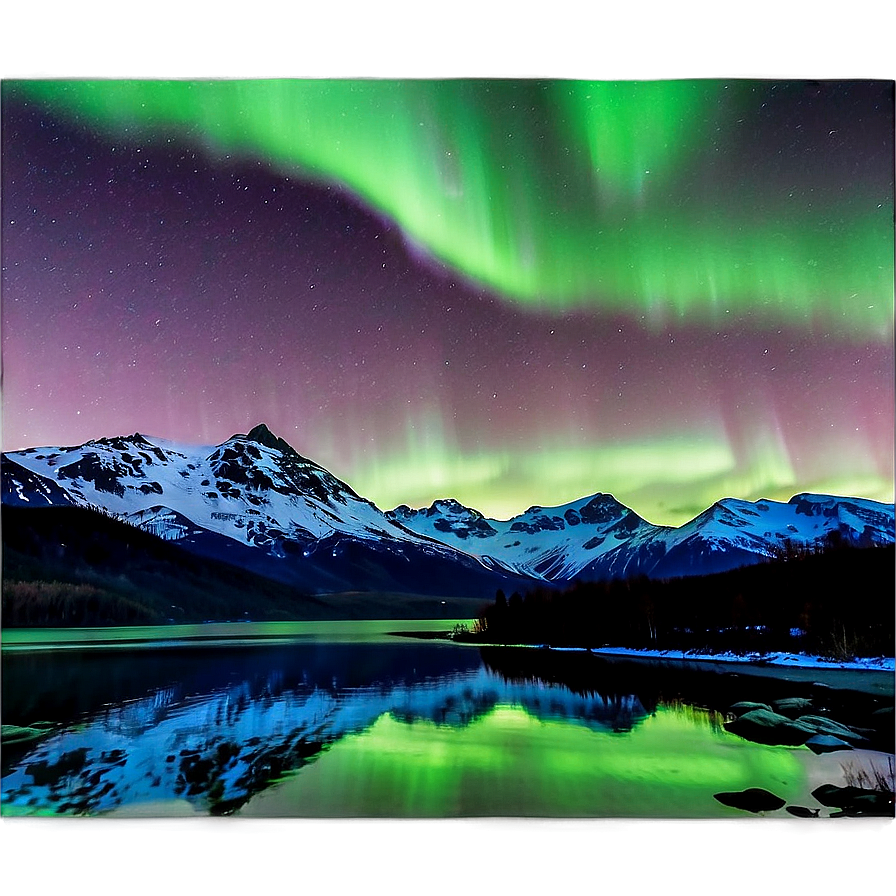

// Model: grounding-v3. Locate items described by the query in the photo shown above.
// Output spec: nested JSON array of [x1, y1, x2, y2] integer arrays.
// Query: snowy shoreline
[[397, 631, 896, 695], [560, 645, 895, 673], [446, 634, 894, 673]]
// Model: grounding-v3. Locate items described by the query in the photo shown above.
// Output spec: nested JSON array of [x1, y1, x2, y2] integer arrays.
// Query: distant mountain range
[[3, 423, 894, 601]]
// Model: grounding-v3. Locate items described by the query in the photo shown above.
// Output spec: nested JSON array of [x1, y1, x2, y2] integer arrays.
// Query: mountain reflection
[[2, 641, 650, 816]]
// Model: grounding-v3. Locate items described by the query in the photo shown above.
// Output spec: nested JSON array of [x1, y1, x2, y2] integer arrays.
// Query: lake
[[2, 620, 893, 817]]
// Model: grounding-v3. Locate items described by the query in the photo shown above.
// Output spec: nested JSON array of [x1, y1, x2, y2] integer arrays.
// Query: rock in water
[[724, 708, 816, 746], [771, 697, 814, 718], [795, 715, 867, 745], [804, 734, 853, 754], [727, 701, 773, 717], [785, 806, 820, 818], [811, 784, 895, 817], [714, 788, 786, 813]]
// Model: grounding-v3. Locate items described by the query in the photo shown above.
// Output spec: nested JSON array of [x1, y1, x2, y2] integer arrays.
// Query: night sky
[[2, 79, 893, 524]]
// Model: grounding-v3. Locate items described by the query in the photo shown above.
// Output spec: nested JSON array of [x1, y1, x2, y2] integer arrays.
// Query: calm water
[[1, 621, 890, 817]]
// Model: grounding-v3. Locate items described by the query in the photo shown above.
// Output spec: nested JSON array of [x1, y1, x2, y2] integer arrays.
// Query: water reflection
[[1, 628, 888, 817], [239, 705, 808, 818], [2, 660, 651, 815]]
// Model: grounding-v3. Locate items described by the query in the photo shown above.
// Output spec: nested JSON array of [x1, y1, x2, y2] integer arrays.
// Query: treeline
[[470, 540, 895, 660], [2, 504, 326, 626], [2, 580, 157, 627]]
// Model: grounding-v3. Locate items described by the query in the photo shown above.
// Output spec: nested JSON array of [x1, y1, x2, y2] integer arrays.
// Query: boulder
[[833, 794, 894, 817], [804, 734, 853, 755], [795, 715, 868, 745], [724, 709, 816, 746], [811, 784, 894, 817], [785, 806, 820, 818], [727, 701, 772, 717], [771, 697, 814, 718], [714, 788, 786, 813]]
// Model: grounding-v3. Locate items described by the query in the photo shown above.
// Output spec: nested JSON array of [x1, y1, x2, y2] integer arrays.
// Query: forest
[[465, 537, 895, 660]]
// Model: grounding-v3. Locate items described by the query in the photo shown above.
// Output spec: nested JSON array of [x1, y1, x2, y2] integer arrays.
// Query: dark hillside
[[2, 505, 329, 625]]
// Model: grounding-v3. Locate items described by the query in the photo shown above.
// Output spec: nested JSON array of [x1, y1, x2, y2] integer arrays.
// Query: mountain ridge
[[3, 424, 894, 595]]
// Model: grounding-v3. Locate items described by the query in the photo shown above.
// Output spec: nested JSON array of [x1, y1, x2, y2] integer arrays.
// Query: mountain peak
[[245, 423, 295, 456], [430, 498, 476, 515]]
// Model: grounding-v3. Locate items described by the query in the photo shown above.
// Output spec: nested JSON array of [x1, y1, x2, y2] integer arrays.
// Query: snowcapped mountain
[[1, 424, 531, 597], [3, 424, 894, 595], [387, 494, 663, 581], [6, 424, 414, 545], [387, 492, 894, 583]]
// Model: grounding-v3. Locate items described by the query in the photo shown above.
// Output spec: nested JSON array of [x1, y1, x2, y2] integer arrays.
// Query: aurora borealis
[[2, 79, 893, 524]]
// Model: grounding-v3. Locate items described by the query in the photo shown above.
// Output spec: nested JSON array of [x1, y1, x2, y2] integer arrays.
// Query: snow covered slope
[[387, 494, 665, 581], [1, 457, 80, 508], [388, 492, 895, 582], [3, 424, 894, 590], [10, 426, 410, 545], [6, 424, 419, 547], [2, 424, 531, 596]]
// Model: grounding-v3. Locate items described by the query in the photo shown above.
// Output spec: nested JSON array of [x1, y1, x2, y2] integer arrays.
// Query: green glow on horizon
[[341, 430, 894, 525], [10, 79, 893, 336], [239, 705, 807, 817], [350, 436, 737, 523]]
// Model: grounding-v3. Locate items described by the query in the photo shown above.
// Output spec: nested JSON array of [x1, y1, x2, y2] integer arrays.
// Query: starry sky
[[1, 79, 893, 524]]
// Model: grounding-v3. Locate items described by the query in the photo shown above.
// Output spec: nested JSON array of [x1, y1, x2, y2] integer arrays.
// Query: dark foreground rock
[[804, 734, 853, 754], [714, 788, 786, 813], [771, 697, 814, 718], [728, 701, 773, 716], [785, 806, 821, 817], [811, 784, 895, 817], [794, 715, 868, 746], [724, 707, 871, 748], [724, 709, 817, 745]]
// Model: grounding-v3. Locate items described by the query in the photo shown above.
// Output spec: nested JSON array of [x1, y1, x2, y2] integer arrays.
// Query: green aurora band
[[11, 79, 894, 336]]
